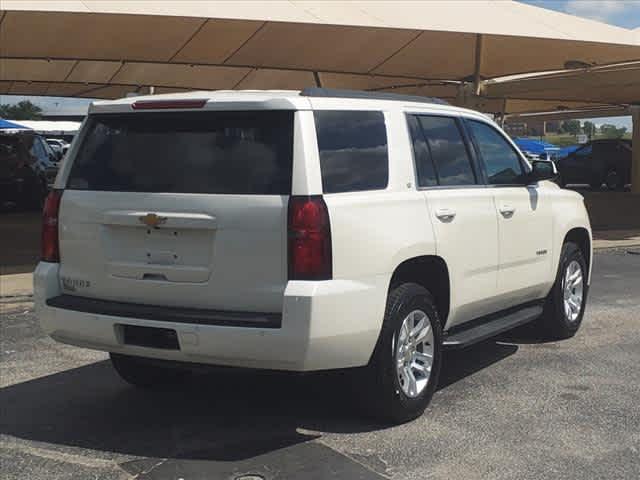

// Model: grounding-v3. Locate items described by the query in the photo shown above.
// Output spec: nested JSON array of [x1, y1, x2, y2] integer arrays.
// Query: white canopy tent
[[1, 0, 638, 108], [15, 120, 81, 135]]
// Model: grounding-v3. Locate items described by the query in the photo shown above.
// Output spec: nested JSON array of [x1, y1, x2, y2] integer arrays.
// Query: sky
[[520, 0, 640, 29], [1, 0, 637, 130]]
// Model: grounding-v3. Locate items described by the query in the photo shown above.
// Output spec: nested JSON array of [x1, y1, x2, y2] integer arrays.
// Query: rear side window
[[467, 120, 525, 185], [314, 111, 388, 193], [416, 116, 476, 186], [67, 111, 294, 194]]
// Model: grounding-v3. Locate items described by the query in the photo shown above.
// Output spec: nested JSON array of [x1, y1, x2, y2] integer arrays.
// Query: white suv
[[34, 89, 592, 423]]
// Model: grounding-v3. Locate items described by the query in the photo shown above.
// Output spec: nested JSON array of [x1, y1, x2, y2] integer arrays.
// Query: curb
[[0, 294, 34, 302], [593, 245, 640, 252]]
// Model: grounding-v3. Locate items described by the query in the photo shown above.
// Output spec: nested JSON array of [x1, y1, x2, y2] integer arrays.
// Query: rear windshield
[[67, 111, 294, 194]]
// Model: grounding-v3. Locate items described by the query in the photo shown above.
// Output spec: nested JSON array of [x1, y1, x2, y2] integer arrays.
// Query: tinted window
[[38, 137, 55, 160], [468, 120, 525, 185], [314, 111, 388, 193], [407, 115, 437, 187], [418, 116, 476, 186], [30, 137, 46, 161], [67, 111, 293, 194]]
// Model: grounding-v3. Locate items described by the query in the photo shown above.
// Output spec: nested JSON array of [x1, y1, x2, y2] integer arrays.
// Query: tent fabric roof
[[2, 1, 638, 43], [505, 106, 630, 122], [484, 62, 640, 105], [1, 1, 639, 114]]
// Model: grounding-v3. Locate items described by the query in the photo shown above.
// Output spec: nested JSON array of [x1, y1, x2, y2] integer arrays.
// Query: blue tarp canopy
[[513, 138, 581, 159], [513, 137, 557, 155], [0, 118, 30, 129]]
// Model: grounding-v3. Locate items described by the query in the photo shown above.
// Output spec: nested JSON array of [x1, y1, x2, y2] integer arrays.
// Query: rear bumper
[[34, 262, 388, 371]]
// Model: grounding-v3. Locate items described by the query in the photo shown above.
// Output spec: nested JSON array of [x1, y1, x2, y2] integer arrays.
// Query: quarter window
[[407, 115, 438, 187], [314, 111, 388, 193], [467, 120, 525, 185], [416, 116, 476, 186]]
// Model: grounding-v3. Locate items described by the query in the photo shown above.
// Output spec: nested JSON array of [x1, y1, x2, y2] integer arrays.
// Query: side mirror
[[528, 159, 557, 184]]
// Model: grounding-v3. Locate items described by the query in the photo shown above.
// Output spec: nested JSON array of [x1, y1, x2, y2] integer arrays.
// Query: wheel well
[[389, 256, 450, 322], [564, 228, 591, 276]]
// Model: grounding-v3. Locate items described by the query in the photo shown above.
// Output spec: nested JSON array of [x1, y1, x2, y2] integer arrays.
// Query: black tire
[[110, 353, 190, 388], [605, 170, 623, 191], [539, 242, 588, 340], [359, 283, 442, 424]]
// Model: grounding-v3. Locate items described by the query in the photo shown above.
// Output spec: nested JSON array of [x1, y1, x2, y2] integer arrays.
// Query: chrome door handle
[[499, 205, 516, 217], [435, 208, 456, 222]]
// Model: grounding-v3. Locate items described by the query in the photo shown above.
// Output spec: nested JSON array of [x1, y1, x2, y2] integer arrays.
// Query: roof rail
[[300, 87, 449, 105]]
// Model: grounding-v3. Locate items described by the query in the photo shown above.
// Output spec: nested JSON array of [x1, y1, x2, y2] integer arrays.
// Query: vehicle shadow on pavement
[[0, 341, 518, 461], [439, 340, 518, 389]]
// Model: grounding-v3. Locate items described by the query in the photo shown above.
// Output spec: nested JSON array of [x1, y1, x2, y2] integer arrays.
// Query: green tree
[[560, 119, 581, 136], [583, 121, 596, 139], [0, 100, 43, 120], [600, 124, 627, 139]]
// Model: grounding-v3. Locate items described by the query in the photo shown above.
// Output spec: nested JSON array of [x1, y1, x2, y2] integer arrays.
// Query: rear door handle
[[499, 205, 516, 218], [435, 208, 456, 222]]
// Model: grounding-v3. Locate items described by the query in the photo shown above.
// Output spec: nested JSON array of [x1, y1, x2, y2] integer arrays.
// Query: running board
[[442, 304, 543, 349]]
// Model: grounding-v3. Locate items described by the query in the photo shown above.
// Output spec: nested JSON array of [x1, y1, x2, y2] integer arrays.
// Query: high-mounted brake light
[[131, 99, 207, 110], [288, 196, 332, 280], [41, 190, 63, 262]]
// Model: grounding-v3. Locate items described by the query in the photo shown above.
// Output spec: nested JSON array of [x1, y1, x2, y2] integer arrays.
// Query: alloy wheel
[[395, 310, 434, 398]]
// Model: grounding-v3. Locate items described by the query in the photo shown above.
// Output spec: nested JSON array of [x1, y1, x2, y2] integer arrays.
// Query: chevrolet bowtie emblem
[[139, 213, 167, 228]]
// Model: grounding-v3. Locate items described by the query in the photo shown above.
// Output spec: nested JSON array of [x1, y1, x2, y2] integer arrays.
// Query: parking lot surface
[[1, 249, 639, 479]]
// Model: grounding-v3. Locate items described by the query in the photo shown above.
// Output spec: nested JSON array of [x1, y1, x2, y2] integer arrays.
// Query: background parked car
[[61, 143, 70, 157], [46, 138, 69, 162], [557, 139, 632, 190], [1, 131, 57, 210], [45, 139, 63, 160]]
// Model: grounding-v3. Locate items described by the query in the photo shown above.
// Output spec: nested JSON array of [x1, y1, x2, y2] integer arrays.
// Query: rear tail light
[[288, 196, 332, 280], [41, 190, 63, 262]]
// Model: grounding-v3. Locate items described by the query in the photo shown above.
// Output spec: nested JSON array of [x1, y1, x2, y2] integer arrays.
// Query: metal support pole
[[631, 105, 640, 194], [473, 34, 484, 96]]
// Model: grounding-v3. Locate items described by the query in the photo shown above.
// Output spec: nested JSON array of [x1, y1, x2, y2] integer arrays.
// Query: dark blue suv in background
[[557, 138, 632, 191]]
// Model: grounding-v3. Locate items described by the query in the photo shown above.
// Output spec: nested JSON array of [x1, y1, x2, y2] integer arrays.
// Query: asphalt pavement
[[1, 249, 639, 479]]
